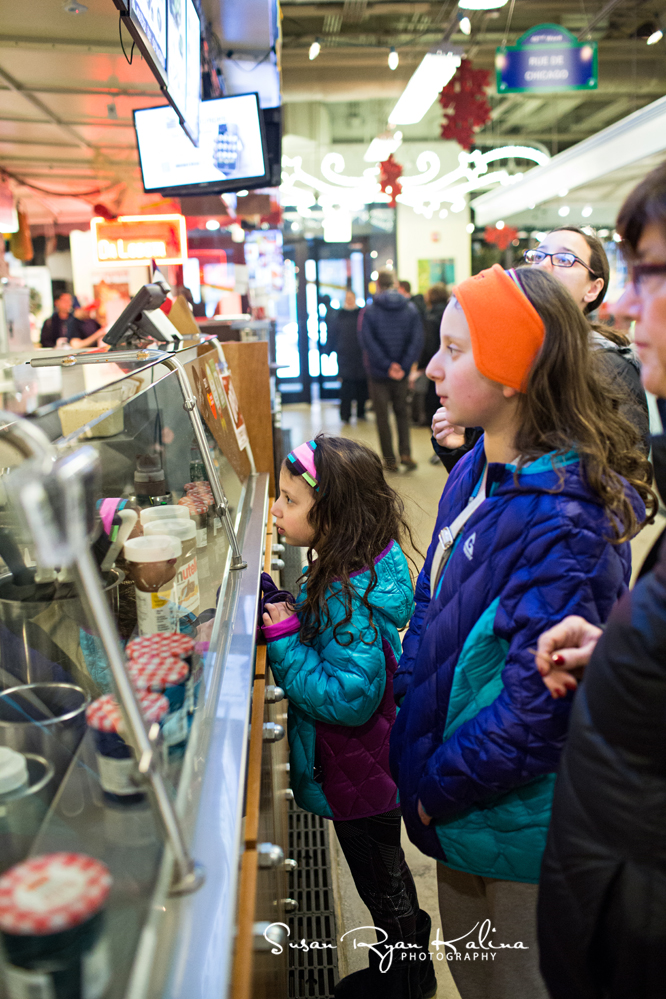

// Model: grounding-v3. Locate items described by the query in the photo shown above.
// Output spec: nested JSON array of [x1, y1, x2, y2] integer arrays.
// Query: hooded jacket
[[264, 540, 414, 821], [390, 437, 641, 882], [360, 292, 424, 380]]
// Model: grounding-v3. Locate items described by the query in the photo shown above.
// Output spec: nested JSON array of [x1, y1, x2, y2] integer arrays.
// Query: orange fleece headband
[[454, 264, 545, 392]]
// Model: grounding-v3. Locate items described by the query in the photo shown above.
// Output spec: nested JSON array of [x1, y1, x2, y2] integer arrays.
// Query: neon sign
[[91, 214, 187, 266]]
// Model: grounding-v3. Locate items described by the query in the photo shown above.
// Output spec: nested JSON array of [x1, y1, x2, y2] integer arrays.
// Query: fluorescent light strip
[[388, 51, 462, 125]]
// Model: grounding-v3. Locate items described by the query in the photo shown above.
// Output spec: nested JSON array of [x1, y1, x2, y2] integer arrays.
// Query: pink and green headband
[[286, 440, 318, 490]]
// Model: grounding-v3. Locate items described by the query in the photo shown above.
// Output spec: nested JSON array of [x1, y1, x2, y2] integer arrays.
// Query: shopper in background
[[431, 225, 650, 469], [398, 278, 426, 320], [390, 264, 654, 999], [40, 291, 73, 348], [360, 270, 423, 472], [409, 283, 449, 429], [328, 290, 368, 424], [68, 301, 105, 349], [536, 159, 666, 999], [262, 435, 435, 999]]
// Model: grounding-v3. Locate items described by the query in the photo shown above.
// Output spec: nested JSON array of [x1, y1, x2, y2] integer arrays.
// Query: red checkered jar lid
[[86, 692, 169, 733], [0, 853, 111, 935]]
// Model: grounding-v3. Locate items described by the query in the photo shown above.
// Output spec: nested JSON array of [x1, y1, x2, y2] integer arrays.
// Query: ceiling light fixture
[[458, 0, 508, 9], [558, 205, 570, 217], [63, 1, 88, 11], [388, 47, 399, 70], [647, 27, 663, 44], [581, 205, 593, 217], [309, 38, 321, 60], [205, 219, 220, 230], [496, 220, 505, 229], [364, 130, 403, 162], [459, 16, 472, 34], [466, 222, 475, 233], [389, 47, 462, 125]]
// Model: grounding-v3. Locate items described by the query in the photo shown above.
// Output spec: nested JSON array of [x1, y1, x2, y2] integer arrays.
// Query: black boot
[[334, 945, 424, 999], [415, 909, 437, 999]]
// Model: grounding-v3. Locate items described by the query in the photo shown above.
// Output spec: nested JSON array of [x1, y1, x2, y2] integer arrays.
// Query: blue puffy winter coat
[[264, 541, 414, 821], [360, 292, 424, 379], [390, 438, 642, 883]]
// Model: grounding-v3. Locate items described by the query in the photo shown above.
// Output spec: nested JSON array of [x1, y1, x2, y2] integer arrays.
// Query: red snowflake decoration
[[484, 225, 519, 251], [379, 154, 403, 207], [439, 58, 492, 151]]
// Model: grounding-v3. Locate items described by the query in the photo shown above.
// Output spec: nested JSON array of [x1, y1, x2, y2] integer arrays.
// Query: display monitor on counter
[[134, 93, 269, 196]]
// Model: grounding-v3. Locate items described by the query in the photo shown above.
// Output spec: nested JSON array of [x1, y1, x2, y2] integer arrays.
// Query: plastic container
[[0, 749, 54, 876], [134, 455, 169, 505], [58, 389, 123, 439], [139, 506, 190, 527], [127, 657, 189, 751], [123, 536, 180, 636], [86, 692, 168, 805], [144, 520, 199, 619], [0, 852, 112, 999]]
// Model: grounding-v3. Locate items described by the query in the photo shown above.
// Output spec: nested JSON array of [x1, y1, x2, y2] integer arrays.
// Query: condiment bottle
[[144, 519, 199, 620], [0, 852, 112, 999], [86, 692, 169, 806], [123, 535, 181, 636]]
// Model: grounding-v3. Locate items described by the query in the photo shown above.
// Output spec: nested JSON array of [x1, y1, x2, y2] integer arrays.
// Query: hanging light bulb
[[388, 47, 399, 70], [309, 38, 321, 60], [459, 16, 472, 34]]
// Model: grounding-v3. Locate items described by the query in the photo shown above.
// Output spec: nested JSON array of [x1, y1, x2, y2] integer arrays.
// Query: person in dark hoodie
[[360, 270, 423, 472], [535, 159, 666, 999], [329, 290, 368, 423]]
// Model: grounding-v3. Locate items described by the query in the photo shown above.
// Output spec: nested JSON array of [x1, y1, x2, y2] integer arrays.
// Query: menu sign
[[130, 0, 166, 70], [186, 345, 252, 482]]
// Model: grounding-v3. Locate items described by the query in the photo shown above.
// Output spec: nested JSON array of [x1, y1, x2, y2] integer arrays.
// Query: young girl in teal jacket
[[262, 434, 434, 999]]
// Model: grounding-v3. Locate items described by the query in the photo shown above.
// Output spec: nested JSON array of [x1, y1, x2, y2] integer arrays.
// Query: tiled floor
[[280, 398, 664, 997]]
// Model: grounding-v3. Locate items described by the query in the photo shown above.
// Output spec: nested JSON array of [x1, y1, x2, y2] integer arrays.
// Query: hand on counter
[[262, 600, 296, 627]]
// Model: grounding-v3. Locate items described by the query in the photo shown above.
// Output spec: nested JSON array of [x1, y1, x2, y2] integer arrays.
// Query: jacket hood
[[345, 540, 413, 628], [373, 291, 411, 312]]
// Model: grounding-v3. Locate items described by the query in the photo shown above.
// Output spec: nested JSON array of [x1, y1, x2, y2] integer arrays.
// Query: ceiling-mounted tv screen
[[114, 0, 201, 145], [134, 93, 269, 196]]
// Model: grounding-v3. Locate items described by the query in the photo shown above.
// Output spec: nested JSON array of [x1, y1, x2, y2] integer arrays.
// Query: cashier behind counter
[[40, 293, 105, 349]]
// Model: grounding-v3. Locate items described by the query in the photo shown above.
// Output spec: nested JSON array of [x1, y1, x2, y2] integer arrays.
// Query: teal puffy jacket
[[264, 540, 414, 820]]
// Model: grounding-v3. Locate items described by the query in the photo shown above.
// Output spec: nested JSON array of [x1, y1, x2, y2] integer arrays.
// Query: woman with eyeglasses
[[432, 226, 649, 469], [535, 161, 666, 999]]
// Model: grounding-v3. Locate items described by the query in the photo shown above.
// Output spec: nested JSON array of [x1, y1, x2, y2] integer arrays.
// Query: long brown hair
[[511, 267, 656, 542], [285, 435, 419, 646]]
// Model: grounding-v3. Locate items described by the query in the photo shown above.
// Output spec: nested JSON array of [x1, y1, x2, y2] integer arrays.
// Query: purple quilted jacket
[[263, 541, 414, 820]]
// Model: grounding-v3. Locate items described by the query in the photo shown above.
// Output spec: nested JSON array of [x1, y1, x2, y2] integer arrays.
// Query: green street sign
[[496, 23, 598, 94]]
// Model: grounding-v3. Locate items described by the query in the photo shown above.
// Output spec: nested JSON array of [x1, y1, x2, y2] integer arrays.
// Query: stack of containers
[[182, 481, 219, 543], [144, 518, 200, 626], [126, 654, 188, 752], [178, 493, 208, 549], [126, 633, 200, 746]]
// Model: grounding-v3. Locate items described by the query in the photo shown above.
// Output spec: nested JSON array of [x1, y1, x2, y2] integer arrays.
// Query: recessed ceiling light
[[496, 220, 505, 229], [581, 205, 593, 218], [558, 205, 570, 217], [206, 220, 220, 231]]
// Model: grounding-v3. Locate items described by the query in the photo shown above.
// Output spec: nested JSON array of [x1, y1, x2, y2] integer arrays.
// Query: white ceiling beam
[[471, 95, 666, 225]]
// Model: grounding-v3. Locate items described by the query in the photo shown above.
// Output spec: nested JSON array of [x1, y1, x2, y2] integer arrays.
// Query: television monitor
[[134, 93, 269, 196]]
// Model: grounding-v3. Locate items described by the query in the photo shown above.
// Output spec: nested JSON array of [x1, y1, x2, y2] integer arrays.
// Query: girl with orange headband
[[389, 265, 655, 999]]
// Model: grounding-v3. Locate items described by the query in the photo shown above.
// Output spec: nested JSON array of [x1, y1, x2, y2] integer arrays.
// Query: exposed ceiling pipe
[[577, 0, 625, 40]]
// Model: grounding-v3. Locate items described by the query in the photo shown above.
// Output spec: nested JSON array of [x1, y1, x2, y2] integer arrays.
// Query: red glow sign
[[91, 214, 187, 266]]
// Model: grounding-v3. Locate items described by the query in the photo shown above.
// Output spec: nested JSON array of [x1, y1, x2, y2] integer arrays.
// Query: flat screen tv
[[134, 93, 269, 196]]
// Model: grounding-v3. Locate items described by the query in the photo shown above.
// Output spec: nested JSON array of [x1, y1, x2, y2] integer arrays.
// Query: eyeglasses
[[630, 262, 666, 291], [523, 248, 600, 278]]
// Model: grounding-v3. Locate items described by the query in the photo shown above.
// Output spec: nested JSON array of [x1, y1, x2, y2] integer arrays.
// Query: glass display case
[[0, 338, 286, 999]]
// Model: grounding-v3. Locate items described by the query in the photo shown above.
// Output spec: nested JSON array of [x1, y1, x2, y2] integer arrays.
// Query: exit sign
[[91, 214, 188, 266]]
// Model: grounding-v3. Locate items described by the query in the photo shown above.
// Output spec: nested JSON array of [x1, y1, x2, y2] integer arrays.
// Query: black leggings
[[333, 807, 419, 945]]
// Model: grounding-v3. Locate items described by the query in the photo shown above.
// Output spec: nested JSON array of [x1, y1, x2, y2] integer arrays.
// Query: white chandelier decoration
[[281, 145, 550, 223]]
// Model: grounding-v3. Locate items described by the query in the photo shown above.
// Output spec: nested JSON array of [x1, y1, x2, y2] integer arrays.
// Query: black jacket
[[419, 301, 446, 371], [538, 507, 666, 997], [360, 292, 424, 379], [40, 311, 71, 348], [329, 307, 365, 381]]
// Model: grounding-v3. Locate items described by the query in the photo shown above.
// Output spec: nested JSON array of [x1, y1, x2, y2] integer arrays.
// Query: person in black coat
[[329, 290, 368, 422], [535, 159, 666, 999], [40, 291, 73, 348], [408, 282, 448, 427]]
